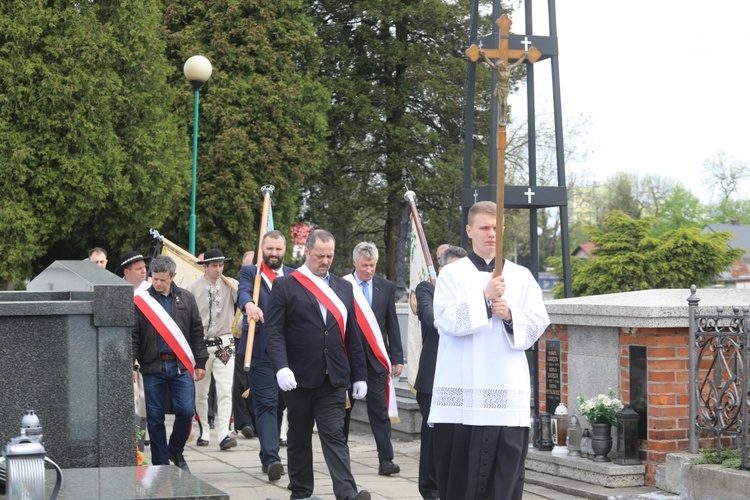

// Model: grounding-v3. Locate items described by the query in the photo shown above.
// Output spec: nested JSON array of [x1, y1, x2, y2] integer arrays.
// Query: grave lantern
[[580, 428, 593, 458], [551, 403, 568, 455], [539, 412, 553, 451], [567, 414, 582, 457], [533, 413, 542, 448], [613, 405, 641, 465]]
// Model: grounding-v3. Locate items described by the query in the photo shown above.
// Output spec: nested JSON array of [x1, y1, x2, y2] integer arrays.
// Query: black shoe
[[169, 452, 191, 474], [378, 460, 400, 476], [265, 461, 284, 481], [354, 491, 371, 500], [279, 438, 287, 447], [196, 438, 209, 447], [219, 435, 237, 450], [241, 424, 256, 438]]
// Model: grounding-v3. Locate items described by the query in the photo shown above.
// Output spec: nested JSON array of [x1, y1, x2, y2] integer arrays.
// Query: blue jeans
[[142, 360, 195, 465], [247, 356, 281, 467]]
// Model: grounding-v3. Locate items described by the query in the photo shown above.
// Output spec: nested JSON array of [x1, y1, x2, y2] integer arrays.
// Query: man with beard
[[237, 230, 295, 481]]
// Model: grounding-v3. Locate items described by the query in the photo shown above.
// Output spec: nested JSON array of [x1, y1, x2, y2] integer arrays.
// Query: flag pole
[[404, 190, 436, 285], [243, 185, 274, 371]]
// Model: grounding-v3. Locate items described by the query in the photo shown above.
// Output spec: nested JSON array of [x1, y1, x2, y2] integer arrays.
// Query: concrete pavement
[[177, 423, 547, 500]]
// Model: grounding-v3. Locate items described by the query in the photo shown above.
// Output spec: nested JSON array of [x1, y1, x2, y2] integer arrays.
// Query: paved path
[[178, 423, 547, 499]]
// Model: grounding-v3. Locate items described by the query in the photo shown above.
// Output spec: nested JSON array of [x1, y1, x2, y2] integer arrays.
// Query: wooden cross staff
[[466, 14, 541, 273]]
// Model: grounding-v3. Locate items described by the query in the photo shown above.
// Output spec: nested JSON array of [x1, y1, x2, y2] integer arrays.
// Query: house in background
[[572, 241, 596, 259], [702, 221, 750, 288]]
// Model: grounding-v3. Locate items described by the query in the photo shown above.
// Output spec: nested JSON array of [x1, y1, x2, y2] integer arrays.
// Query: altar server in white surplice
[[429, 200, 550, 500]]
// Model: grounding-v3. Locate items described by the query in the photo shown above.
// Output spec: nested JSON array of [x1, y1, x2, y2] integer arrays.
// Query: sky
[[505, 0, 750, 203]]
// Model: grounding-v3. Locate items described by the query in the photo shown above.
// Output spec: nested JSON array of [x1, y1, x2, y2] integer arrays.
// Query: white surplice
[[428, 257, 550, 427]]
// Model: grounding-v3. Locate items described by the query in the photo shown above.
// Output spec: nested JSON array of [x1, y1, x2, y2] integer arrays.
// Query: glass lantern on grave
[[538, 412, 553, 451], [613, 405, 641, 465], [580, 428, 593, 458], [567, 414, 582, 457], [550, 403, 568, 455]]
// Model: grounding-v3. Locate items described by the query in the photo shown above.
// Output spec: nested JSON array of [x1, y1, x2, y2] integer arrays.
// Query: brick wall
[[536, 324, 692, 485]]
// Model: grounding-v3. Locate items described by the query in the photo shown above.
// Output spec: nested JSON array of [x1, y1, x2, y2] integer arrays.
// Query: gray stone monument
[[1, 261, 134, 468]]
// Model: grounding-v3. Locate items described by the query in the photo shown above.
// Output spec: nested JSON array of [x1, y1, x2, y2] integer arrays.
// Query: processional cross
[[466, 13, 541, 273]]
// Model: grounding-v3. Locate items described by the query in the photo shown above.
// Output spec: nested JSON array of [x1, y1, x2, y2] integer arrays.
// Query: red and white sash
[[135, 289, 196, 377], [292, 265, 348, 342], [344, 274, 399, 421]]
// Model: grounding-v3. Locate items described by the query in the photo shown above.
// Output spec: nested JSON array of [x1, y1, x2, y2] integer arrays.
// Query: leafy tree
[[639, 174, 677, 218], [652, 186, 705, 236], [549, 211, 743, 298], [0, 0, 186, 286], [160, 0, 329, 261], [605, 172, 641, 219], [302, 0, 499, 278], [704, 198, 750, 225], [702, 149, 749, 202]]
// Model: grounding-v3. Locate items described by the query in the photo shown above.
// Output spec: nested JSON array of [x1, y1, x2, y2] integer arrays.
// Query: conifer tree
[[160, 0, 329, 260], [549, 211, 744, 298], [0, 0, 185, 285]]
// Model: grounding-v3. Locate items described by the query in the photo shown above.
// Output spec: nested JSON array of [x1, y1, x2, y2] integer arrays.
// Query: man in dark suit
[[342, 241, 404, 476], [237, 230, 295, 481], [414, 244, 463, 500], [265, 229, 371, 500]]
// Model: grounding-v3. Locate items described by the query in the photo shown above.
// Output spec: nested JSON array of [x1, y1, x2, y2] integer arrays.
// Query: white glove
[[352, 381, 367, 400], [276, 367, 297, 391]]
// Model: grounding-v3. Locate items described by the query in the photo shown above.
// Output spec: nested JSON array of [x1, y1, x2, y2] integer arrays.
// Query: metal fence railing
[[688, 285, 749, 469]]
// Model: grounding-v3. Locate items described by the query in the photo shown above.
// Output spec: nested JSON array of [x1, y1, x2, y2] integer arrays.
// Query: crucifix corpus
[[466, 13, 541, 274]]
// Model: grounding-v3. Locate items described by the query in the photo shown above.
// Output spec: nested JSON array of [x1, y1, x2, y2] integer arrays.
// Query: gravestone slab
[[1, 261, 134, 469], [0, 466, 228, 500]]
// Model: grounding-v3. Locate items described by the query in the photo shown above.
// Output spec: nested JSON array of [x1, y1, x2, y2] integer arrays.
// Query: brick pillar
[[619, 327, 690, 485]]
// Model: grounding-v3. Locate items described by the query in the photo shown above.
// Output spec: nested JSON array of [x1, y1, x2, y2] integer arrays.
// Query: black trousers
[[343, 360, 393, 462], [416, 391, 438, 499], [433, 423, 529, 500], [284, 378, 358, 500]]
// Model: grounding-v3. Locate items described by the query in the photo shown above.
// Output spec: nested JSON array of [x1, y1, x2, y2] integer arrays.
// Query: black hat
[[196, 248, 232, 264], [115, 251, 148, 277]]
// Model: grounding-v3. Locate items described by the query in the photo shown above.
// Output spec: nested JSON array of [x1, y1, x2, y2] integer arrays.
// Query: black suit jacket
[[360, 274, 404, 373], [236, 263, 296, 359], [413, 281, 439, 394], [265, 271, 368, 389]]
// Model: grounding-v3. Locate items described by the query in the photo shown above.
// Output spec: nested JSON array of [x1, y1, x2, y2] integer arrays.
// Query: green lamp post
[[183, 55, 212, 255]]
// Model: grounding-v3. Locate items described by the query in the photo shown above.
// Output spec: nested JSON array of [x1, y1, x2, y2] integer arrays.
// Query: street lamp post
[[183, 55, 212, 255]]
